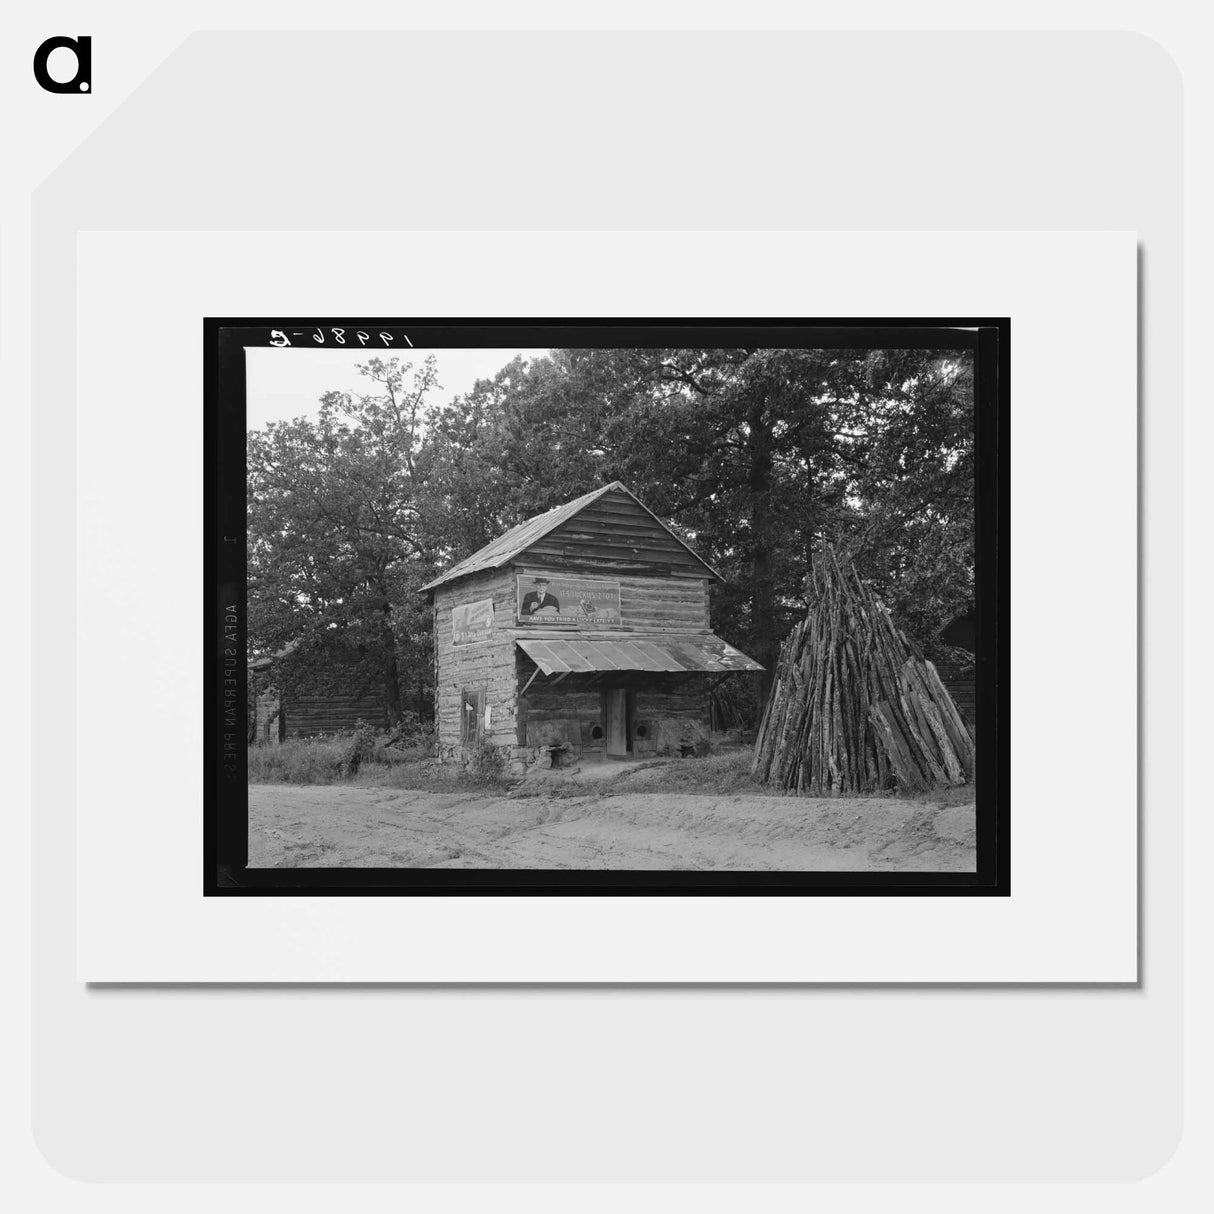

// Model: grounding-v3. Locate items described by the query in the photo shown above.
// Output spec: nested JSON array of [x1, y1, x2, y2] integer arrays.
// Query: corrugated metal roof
[[419, 481, 721, 592], [516, 633, 763, 676]]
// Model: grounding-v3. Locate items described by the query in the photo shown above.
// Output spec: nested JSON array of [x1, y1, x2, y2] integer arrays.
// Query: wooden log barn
[[420, 482, 763, 770], [248, 646, 388, 743]]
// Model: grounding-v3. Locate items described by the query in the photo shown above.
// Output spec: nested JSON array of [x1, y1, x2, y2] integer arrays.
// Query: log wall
[[518, 665, 603, 751], [433, 567, 521, 753], [433, 560, 715, 757], [518, 664, 711, 756], [632, 680, 711, 755], [285, 690, 388, 736], [250, 662, 388, 739]]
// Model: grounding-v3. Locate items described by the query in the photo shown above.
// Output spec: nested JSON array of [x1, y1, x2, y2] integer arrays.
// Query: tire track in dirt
[[248, 784, 976, 871]]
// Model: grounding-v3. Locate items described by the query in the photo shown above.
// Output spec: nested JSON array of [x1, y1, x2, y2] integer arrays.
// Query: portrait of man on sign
[[520, 577, 560, 616]]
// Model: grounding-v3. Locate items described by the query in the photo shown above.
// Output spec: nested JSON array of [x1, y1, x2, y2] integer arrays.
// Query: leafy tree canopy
[[248, 346, 974, 726]]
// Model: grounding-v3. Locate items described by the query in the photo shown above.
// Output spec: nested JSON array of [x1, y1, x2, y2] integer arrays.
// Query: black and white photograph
[[19, 0, 1189, 1194], [211, 320, 1005, 892]]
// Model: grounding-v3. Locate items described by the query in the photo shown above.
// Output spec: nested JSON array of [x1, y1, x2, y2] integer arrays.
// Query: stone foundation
[[440, 717, 715, 776]]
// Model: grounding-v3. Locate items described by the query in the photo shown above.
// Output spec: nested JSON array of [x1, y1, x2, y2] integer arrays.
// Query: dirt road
[[248, 784, 976, 871]]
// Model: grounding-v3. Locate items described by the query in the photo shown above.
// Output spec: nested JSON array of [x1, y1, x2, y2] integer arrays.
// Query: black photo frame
[[206, 318, 1008, 896]]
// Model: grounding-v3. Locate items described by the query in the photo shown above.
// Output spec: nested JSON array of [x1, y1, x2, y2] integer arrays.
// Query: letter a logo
[[33, 35, 92, 93]]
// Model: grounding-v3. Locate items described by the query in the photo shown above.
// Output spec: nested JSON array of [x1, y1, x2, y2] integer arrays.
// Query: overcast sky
[[245, 347, 550, 431]]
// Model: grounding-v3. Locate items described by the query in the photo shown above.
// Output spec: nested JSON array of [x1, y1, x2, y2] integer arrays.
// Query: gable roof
[[420, 481, 722, 592]]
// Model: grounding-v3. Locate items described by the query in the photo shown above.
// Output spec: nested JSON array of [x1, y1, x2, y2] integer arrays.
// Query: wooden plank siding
[[521, 487, 714, 580], [515, 568, 711, 634], [420, 482, 719, 593], [507, 564, 713, 756], [427, 485, 741, 759], [434, 560, 716, 753], [508, 567, 712, 752]]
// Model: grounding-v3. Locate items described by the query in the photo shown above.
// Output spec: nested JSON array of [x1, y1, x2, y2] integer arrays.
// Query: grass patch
[[600, 749, 769, 797], [594, 747, 977, 802], [248, 736, 351, 785], [248, 730, 512, 794], [249, 734, 976, 802], [907, 781, 979, 808]]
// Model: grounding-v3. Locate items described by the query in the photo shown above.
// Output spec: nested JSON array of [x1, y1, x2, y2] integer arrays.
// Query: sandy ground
[[248, 784, 976, 871]]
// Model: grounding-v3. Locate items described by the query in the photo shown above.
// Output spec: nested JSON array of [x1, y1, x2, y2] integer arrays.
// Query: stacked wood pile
[[752, 549, 975, 795]]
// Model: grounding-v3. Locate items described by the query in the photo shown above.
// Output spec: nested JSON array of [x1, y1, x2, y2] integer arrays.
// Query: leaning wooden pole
[[752, 547, 975, 796]]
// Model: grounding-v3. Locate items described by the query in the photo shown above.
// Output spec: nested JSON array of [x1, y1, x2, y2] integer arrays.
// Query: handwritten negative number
[[269, 328, 408, 347]]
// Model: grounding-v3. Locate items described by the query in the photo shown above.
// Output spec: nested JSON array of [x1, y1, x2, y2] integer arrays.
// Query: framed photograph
[[208, 318, 1007, 895]]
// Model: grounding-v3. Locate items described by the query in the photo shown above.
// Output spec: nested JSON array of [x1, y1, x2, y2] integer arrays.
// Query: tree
[[247, 356, 439, 726], [838, 350, 975, 645], [249, 344, 976, 733], [424, 346, 974, 704], [428, 346, 974, 704]]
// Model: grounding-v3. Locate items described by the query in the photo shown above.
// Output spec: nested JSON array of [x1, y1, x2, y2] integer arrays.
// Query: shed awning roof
[[516, 634, 763, 676]]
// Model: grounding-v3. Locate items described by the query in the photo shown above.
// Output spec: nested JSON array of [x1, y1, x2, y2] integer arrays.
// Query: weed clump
[[463, 742, 506, 787], [337, 722, 378, 778]]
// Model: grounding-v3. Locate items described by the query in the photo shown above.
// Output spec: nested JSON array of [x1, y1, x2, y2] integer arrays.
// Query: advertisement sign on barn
[[452, 598, 495, 645], [515, 574, 623, 627]]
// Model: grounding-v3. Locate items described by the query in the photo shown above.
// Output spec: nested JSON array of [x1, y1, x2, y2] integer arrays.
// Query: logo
[[33, 35, 91, 93]]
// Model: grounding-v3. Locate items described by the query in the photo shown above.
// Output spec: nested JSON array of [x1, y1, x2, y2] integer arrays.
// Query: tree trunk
[[748, 402, 777, 707], [247, 675, 259, 745], [375, 580, 403, 727]]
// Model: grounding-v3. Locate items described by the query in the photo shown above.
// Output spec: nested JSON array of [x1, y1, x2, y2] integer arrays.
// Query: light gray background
[[32, 31, 1179, 1179]]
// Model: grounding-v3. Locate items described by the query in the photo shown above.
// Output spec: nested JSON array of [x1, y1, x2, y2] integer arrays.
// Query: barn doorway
[[602, 687, 632, 758]]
